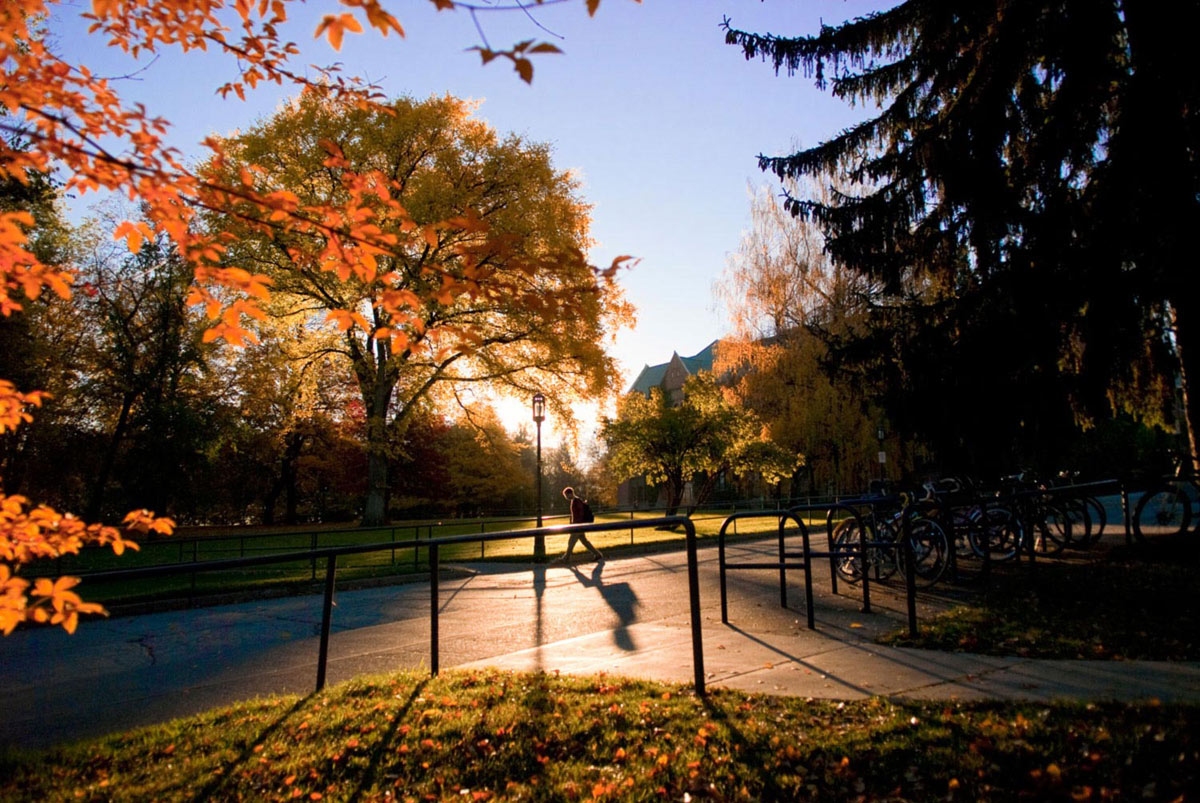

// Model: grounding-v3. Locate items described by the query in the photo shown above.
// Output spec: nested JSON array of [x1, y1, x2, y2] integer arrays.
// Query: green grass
[[2, 669, 1195, 801], [56, 512, 815, 609], [880, 536, 1200, 660]]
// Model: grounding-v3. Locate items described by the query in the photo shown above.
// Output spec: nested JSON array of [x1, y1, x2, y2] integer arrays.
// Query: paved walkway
[[462, 620, 1200, 703], [2, 542, 1198, 750]]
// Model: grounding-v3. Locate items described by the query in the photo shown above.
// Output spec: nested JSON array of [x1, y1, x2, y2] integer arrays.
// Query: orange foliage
[[0, 0, 623, 633]]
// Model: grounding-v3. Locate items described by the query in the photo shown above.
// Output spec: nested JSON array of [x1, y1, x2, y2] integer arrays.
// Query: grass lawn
[[879, 535, 1200, 660], [1, 669, 1195, 802]]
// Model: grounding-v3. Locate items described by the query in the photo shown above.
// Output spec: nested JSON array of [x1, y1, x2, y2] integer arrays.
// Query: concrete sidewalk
[[459, 620, 1200, 703]]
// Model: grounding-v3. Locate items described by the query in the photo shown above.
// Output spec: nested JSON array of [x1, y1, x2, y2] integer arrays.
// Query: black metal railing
[[36, 514, 576, 578], [38, 492, 876, 578], [716, 499, 923, 638], [72, 516, 709, 695]]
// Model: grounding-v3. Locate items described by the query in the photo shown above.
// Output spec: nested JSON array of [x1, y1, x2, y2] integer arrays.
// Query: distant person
[[552, 487, 604, 564]]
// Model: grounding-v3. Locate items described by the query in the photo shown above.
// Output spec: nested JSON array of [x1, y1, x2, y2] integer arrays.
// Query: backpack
[[578, 499, 595, 523]]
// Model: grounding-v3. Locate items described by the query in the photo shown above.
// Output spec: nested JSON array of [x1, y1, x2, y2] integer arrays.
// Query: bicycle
[[1132, 459, 1200, 541], [998, 474, 1074, 557], [1049, 470, 1107, 545], [831, 493, 949, 588]]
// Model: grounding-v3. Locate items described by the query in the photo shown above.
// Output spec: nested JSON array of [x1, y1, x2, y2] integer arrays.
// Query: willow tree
[[716, 180, 895, 494], [206, 94, 627, 524], [725, 1, 1199, 469]]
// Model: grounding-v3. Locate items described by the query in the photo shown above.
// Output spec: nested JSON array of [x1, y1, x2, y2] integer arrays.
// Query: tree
[[205, 93, 628, 525], [715, 179, 906, 494], [442, 407, 531, 516], [1, 0, 623, 634], [223, 319, 353, 525], [724, 1, 1200, 471], [602, 374, 797, 515], [77, 233, 214, 520]]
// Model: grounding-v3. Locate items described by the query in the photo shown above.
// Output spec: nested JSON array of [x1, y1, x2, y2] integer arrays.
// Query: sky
[[48, 0, 892, 441]]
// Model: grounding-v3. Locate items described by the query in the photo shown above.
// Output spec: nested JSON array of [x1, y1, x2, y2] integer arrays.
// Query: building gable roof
[[627, 340, 718, 396]]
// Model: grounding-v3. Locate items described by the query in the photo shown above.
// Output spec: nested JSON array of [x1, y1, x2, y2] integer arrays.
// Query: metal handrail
[[715, 501, 920, 638], [72, 516, 709, 696], [717, 510, 815, 628]]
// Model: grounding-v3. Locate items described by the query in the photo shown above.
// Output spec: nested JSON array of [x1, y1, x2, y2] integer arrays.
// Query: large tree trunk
[[261, 478, 281, 525], [281, 431, 304, 525], [361, 372, 396, 527], [688, 470, 722, 515], [663, 472, 684, 517]]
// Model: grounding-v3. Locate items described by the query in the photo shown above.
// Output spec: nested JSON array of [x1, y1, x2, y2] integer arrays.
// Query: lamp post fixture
[[532, 392, 546, 561], [876, 423, 886, 486]]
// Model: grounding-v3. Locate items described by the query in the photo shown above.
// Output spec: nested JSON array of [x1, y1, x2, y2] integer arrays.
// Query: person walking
[[552, 486, 604, 563]]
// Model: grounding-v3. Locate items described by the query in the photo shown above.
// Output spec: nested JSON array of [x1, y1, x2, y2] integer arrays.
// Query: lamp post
[[876, 423, 886, 486], [532, 392, 546, 561]]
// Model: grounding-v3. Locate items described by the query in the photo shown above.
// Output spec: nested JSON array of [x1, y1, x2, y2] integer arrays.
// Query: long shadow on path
[[569, 562, 639, 651]]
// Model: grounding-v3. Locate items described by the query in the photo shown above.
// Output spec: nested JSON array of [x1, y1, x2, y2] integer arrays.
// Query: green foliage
[[2, 670, 1197, 801], [602, 374, 797, 513]]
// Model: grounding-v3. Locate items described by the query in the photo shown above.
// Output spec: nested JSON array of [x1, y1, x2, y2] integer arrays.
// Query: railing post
[[630, 509, 634, 545], [979, 496, 991, 586], [859, 507, 871, 614], [311, 532, 318, 581], [316, 554, 337, 692], [902, 509, 918, 639], [1121, 484, 1133, 545], [481, 521, 486, 559], [1025, 499, 1038, 577], [414, 527, 420, 570], [943, 506, 958, 583], [391, 527, 396, 565], [826, 508, 839, 595], [718, 521, 729, 624], [683, 520, 706, 696], [777, 516, 788, 608], [430, 543, 440, 676], [800, 523, 815, 630]]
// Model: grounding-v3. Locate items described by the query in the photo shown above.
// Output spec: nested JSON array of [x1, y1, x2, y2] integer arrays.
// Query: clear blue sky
[[50, 0, 892, 390]]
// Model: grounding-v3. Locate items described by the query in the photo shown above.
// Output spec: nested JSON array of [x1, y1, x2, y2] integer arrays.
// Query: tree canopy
[[205, 93, 629, 524], [602, 374, 797, 515], [725, 0, 1199, 472]]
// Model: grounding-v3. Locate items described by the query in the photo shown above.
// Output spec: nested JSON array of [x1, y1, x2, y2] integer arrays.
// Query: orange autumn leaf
[[315, 13, 362, 51]]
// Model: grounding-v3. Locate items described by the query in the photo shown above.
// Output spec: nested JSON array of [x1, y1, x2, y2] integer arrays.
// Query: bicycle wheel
[[1029, 504, 1069, 556], [1061, 499, 1092, 547], [1083, 496, 1107, 543], [971, 507, 1021, 561], [902, 516, 949, 588], [1132, 485, 1192, 540], [831, 518, 897, 583], [949, 510, 978, 559]]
